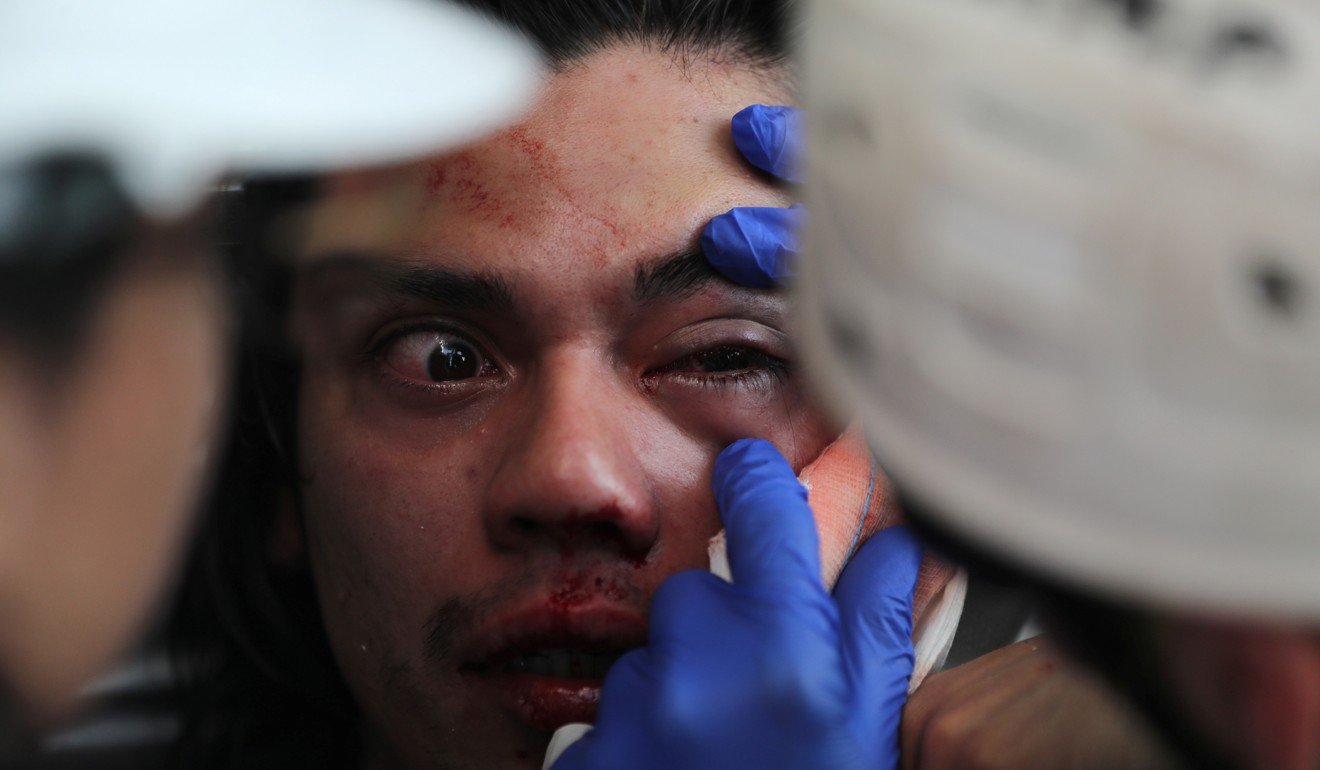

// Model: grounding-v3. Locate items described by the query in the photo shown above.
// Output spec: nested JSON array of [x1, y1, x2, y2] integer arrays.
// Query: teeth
[[503, 650, 617, 679]]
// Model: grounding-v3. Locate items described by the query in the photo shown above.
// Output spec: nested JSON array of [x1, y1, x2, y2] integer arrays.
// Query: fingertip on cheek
[[707, 432, 821, 477]]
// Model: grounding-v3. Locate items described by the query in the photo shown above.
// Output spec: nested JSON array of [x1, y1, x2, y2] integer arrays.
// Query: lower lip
[[469, 671, 602, 731]]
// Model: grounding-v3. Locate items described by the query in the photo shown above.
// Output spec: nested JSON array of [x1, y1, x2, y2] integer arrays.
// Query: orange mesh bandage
[[708, 427, 966, 688], [802, 426, 956, 619]]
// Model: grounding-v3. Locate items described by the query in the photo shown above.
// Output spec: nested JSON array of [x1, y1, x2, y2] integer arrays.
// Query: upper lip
[[460, 601, 648, 673]]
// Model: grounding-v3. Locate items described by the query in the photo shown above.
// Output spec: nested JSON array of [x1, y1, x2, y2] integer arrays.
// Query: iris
[[427, 339, 481, 381]]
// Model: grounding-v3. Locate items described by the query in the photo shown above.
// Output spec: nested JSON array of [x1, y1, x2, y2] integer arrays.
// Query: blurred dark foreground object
[[0, 152, 227, 760], [0, 154, 139, 354]]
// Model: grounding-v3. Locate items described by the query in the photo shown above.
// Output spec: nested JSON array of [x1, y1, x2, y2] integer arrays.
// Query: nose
[[484, 352, 660, 558]]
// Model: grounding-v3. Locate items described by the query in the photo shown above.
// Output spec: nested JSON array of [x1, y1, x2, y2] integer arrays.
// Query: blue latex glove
[[551, 438, 920, 770], [702, 105, 804, 288]]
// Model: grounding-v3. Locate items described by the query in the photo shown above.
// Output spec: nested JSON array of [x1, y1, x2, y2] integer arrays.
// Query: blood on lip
[[463, 601, 646, 731], [465, 654, 608, 729], [548, 573, 629, 608], [467, 604, 645, 671], [507, 676, 602, 731]]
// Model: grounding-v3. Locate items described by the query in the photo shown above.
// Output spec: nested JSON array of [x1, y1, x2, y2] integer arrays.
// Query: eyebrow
[[391, 263, 515, 313], [302, 253, 516, 314], [633, 249, 722, 304]]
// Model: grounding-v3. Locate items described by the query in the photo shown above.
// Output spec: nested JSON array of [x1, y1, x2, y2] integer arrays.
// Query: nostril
[[582, 520, 620, 541], [492, 501, 658, 556], [508, 517, 543, 537]]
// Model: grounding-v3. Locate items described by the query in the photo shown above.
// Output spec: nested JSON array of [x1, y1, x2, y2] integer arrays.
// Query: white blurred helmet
[[798, 0, 1320, 619], [0, 0, 541, 216]]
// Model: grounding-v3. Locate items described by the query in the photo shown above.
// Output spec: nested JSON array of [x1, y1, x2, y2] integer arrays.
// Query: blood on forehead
[[420, 124, 630, 256], [306, 46, 792, 270]]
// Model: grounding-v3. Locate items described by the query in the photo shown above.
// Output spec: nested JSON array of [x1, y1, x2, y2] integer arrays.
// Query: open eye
[[379, 328, 495, 384]]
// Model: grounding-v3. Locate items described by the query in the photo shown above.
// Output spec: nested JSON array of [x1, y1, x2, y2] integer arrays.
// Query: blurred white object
[[0, 0, 541, 216], [543, 722, 593, 770], [798, 0, 1320, 619]]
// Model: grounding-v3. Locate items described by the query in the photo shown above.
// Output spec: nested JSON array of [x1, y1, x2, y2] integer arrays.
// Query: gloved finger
[[550, 648, 654, 769], [731, 104, 804, 183], [712, 438, 823, 594], [647, 569, 737, 643], [645, 571, 755, 684], [701, 204, 803, 289], [832, 526, 920, 753], [593, 646, 655, 725]]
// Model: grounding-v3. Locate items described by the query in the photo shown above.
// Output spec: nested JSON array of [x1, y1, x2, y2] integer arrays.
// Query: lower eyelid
[[373, 363, 504, 398], [663, 366, 788, 392]]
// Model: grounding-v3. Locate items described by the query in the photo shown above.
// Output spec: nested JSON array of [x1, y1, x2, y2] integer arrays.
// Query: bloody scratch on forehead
[[425, 163, 447, 193]]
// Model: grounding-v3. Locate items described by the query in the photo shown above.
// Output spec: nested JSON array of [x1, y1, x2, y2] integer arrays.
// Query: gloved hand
[[550, 438, 920, 770], [701, 104, 804, 288]]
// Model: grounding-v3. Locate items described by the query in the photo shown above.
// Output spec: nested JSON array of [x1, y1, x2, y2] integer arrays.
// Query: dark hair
[[450, 0, 793, 69], [0, 153, 241, 379], [166, 3, 794, 768], [166, 176, 348, 770]]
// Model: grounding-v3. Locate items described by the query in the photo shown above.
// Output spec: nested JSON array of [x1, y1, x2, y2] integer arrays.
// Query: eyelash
[[657, 347, 791, 393], [675, 369, 787, 392]]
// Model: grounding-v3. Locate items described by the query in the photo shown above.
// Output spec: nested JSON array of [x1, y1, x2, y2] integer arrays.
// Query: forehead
[[300, 47, 792, 285]]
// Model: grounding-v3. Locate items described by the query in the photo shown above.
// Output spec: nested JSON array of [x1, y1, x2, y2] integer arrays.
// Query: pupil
[[426, 340, 480, 381]]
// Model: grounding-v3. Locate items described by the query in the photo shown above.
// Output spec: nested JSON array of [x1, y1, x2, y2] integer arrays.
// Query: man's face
[[291, 47, 833, 769]]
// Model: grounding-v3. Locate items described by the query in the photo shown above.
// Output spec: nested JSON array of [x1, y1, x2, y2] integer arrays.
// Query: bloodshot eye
[[380, 328, 492, 384], [652, 344, 790, 393], [688, 346, 761, 373]]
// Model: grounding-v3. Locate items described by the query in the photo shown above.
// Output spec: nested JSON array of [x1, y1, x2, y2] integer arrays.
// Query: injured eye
[[687, 346, 774, 373], [377, 327, 498, 384], [656, 345, 790, 392]]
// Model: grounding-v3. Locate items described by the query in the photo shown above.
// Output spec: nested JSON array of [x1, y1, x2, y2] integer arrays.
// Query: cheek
[[637, 383, 839, 574], [632, 419, 726, 568], [653, 383, 838, 473], [296, 404, 491, 657]]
